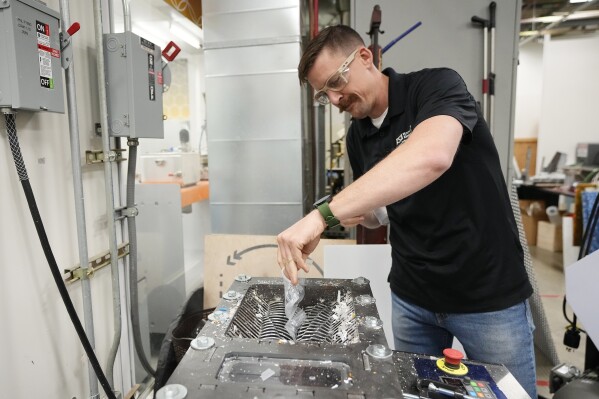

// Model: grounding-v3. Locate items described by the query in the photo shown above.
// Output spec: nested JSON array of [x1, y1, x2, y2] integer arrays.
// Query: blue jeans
[[391, 292, 537, 399]]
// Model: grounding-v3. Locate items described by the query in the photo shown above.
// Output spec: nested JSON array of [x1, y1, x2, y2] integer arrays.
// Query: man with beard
[[275, 25, 537, 398]]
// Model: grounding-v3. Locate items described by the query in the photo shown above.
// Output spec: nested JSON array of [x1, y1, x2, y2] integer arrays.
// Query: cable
[[126, 139, 156, 376], [3, 111, 117, 399]]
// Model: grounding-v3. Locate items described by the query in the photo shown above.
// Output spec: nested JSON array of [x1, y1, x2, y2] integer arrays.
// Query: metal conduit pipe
[[120, 0, 156, 378], [58, 1, 99, 397], [123, 0, 131, 33], [92, 0, 123, 386], [126, 140, 156, 376]]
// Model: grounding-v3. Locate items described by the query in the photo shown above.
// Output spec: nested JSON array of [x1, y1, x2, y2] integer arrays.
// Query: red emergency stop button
[[443, 348, 464, 369]]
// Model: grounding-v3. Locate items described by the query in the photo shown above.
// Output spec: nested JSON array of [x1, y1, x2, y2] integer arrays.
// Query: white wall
[[514, 41, 543, 139], [0, 0, 208, 397], [0, 1, 130, 397], [515, 33, 599, 173], [537, 33, 599, 173]]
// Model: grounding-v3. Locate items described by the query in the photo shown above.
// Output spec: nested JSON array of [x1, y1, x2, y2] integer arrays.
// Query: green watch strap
[[316, 201, 340, 228]]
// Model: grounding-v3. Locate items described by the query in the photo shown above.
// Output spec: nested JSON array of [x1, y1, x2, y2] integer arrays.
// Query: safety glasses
[[313, 48, 360, 105]]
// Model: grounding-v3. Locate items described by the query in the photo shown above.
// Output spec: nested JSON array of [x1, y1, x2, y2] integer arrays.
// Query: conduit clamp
[[85, 149, 126, 164], [115, 205, 138, 221]]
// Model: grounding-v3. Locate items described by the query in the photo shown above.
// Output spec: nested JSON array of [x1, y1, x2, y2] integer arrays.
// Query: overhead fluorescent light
[[169, 22, 201, 50], [570, 0, 590, 3]]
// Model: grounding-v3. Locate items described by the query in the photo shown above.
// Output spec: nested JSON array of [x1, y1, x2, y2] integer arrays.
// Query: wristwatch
[[313, 195, 340, 228]]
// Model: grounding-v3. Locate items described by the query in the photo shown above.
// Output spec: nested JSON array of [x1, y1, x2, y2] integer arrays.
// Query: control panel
[[103, 31, 164, 139], [0, 0, 64, 113], [395, 348, 530, 399]]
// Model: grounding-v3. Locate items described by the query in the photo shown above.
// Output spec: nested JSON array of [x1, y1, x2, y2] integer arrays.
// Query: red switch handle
[[162, 41, 181, 62], [67, 22, 80, 37]]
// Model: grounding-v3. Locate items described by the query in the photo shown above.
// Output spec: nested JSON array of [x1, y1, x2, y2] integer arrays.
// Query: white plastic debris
[[282, 271, 306, 339], [260, 368, 276, 381]]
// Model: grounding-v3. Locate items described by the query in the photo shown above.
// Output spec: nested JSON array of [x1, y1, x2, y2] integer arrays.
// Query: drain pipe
[[58, 1, 99, 398], [92, 0, 123, 387]]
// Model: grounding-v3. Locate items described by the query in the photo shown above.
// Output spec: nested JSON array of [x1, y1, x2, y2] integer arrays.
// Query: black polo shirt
[[346, 68, 532, 313]]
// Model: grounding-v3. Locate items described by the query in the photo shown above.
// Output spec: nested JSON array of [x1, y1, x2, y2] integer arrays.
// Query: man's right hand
[[276, 210, 327, 285]]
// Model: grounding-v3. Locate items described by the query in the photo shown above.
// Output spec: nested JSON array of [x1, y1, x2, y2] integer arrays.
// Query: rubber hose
[[126, 140, 156, 376]]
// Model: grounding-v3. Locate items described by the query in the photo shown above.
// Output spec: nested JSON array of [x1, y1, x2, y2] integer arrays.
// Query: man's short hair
[[298, 25, 365, 84]]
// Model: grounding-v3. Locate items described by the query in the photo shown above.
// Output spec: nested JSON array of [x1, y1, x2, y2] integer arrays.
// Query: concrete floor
[[530, 245, 586, 398]]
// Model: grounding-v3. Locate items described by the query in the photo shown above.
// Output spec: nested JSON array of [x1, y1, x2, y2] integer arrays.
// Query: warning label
[[37, 20, 58, 89], [140, 37, 155, 53], [148, 53, 156, 101]]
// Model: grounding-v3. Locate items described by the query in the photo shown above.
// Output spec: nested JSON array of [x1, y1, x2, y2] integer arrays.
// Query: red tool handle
[[67, 22, 80, 37], [162, 41, 181, 62]]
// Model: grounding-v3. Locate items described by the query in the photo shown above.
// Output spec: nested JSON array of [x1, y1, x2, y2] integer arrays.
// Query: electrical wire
[[3, 111, 117, 399], [126, 139, 156, 376]]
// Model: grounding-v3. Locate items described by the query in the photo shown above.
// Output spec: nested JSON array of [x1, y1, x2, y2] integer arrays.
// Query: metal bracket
[[115, 205, 139, 221], [85, 148, 126, 164], [64, 243, 129, 284], [60, 32, 73, 69]]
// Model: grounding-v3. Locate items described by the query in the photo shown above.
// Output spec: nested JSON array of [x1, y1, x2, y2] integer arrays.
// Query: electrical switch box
[[0, 0, 64, 113], [104, 31, 164, 139]]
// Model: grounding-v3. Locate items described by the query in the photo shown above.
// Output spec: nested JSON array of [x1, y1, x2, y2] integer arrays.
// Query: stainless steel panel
[[204, 0, 303, 235], [208, 140, 302, 203], [204, 42, 299, 76], [210, 203, 303, 236], [203, 0, 299, 15], [206, 72, 301, 142], [203, 0, 300, 45]]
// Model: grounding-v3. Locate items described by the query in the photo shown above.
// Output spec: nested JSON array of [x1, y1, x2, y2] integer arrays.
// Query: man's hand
[[276, 210, 327, 285]]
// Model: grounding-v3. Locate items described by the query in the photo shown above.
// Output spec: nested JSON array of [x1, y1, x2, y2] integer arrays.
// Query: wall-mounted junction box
[[104, 31, 164, 139], [0, 0, 64, 113]]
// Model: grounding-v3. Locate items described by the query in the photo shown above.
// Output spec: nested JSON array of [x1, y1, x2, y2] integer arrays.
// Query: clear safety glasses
[[313, 48, 360, 105]]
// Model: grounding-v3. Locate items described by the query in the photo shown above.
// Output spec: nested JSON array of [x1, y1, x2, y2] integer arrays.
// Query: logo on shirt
[[396, 126, 412, 146]]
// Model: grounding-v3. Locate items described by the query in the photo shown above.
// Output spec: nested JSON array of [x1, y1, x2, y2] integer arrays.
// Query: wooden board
[[203, 234, 356, 308], [514, 138, 538, 177]]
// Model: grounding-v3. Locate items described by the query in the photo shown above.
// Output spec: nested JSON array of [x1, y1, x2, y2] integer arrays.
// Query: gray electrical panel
[[104, 31, 164, 139], [0, 0, 64, 113]]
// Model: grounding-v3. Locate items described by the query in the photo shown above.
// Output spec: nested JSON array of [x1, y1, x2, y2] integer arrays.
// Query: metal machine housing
[[103, 31, 164, 139], [0, 0, 64, 113], [166, 277, 405, 398]]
